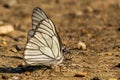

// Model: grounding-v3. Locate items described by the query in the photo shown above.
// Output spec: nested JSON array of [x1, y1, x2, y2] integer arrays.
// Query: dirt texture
[[0, 0, 120, 80]]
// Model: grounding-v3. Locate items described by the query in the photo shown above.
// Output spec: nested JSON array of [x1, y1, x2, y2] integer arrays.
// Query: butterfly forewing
[[24, 7, 63, 65], [32, 8, 47, 29]]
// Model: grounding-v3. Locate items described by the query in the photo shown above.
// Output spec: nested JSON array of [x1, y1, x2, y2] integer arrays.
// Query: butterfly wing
[[28, 7, 47, 39], [32, 7, 47, 29], [24, 7, 63, 65]]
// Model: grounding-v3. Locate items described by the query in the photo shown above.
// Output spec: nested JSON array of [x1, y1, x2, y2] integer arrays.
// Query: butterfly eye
[[24, 7, 63, 66]]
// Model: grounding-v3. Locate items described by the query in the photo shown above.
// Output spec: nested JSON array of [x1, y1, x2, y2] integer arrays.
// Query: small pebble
[[106, 52, 113, 56], [87, 33, 93, 37], [0, 39, 7, 47], [81, 28, 88, 35], [9, 76, 21, 80], [10, 48, 17, 53], [2, 0, 17, 8], [86, 6, 93, 12], [108, 78, 117, 80], [115, 63, 120, 68], [91, 77, 100, 80], [77, 41, 86, 50], [24, 72, 31, 76], [75, 11, 83, 16], [0, 75, 7, 79], [50, 73, 57, 77], [15, 44, 23, 51], [74, 72, 87, 77], [13, 36, 24, 41], [0, 24, 14, 34], [117, 27, 120, 31], [99, 52, 113, 56]]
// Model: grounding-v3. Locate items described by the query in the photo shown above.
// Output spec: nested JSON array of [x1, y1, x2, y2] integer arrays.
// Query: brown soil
[[0, 0, 120, 80]]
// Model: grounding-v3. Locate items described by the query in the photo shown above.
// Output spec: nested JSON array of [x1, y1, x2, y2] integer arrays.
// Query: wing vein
[[41, 21, 53, 31], [34, 35, 47, 47], [37, 25, 53, 36], [39, 48, 54, 59]]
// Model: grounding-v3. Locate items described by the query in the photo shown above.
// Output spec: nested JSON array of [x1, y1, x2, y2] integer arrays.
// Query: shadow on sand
[[0, 65, 51, 73], [0, 56, 51, 73]]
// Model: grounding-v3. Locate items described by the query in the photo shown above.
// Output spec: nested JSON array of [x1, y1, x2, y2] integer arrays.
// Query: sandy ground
[[0, 0, 120, 80]]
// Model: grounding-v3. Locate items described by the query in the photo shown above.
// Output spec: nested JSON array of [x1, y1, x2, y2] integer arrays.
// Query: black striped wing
[[24, 7, 63, 65]]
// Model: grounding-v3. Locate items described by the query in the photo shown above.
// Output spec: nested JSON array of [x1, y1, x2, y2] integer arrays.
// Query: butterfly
[[24, 7, 64, 66]]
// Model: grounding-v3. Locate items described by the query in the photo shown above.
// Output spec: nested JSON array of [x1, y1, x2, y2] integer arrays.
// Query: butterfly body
[[24, 7, 63, 66]]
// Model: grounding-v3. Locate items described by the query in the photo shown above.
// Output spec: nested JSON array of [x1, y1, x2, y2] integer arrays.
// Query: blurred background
[[0, 0, 120, 80]]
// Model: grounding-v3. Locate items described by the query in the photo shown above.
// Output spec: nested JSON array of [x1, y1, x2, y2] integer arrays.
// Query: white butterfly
[[24, 7, 64, 66]]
